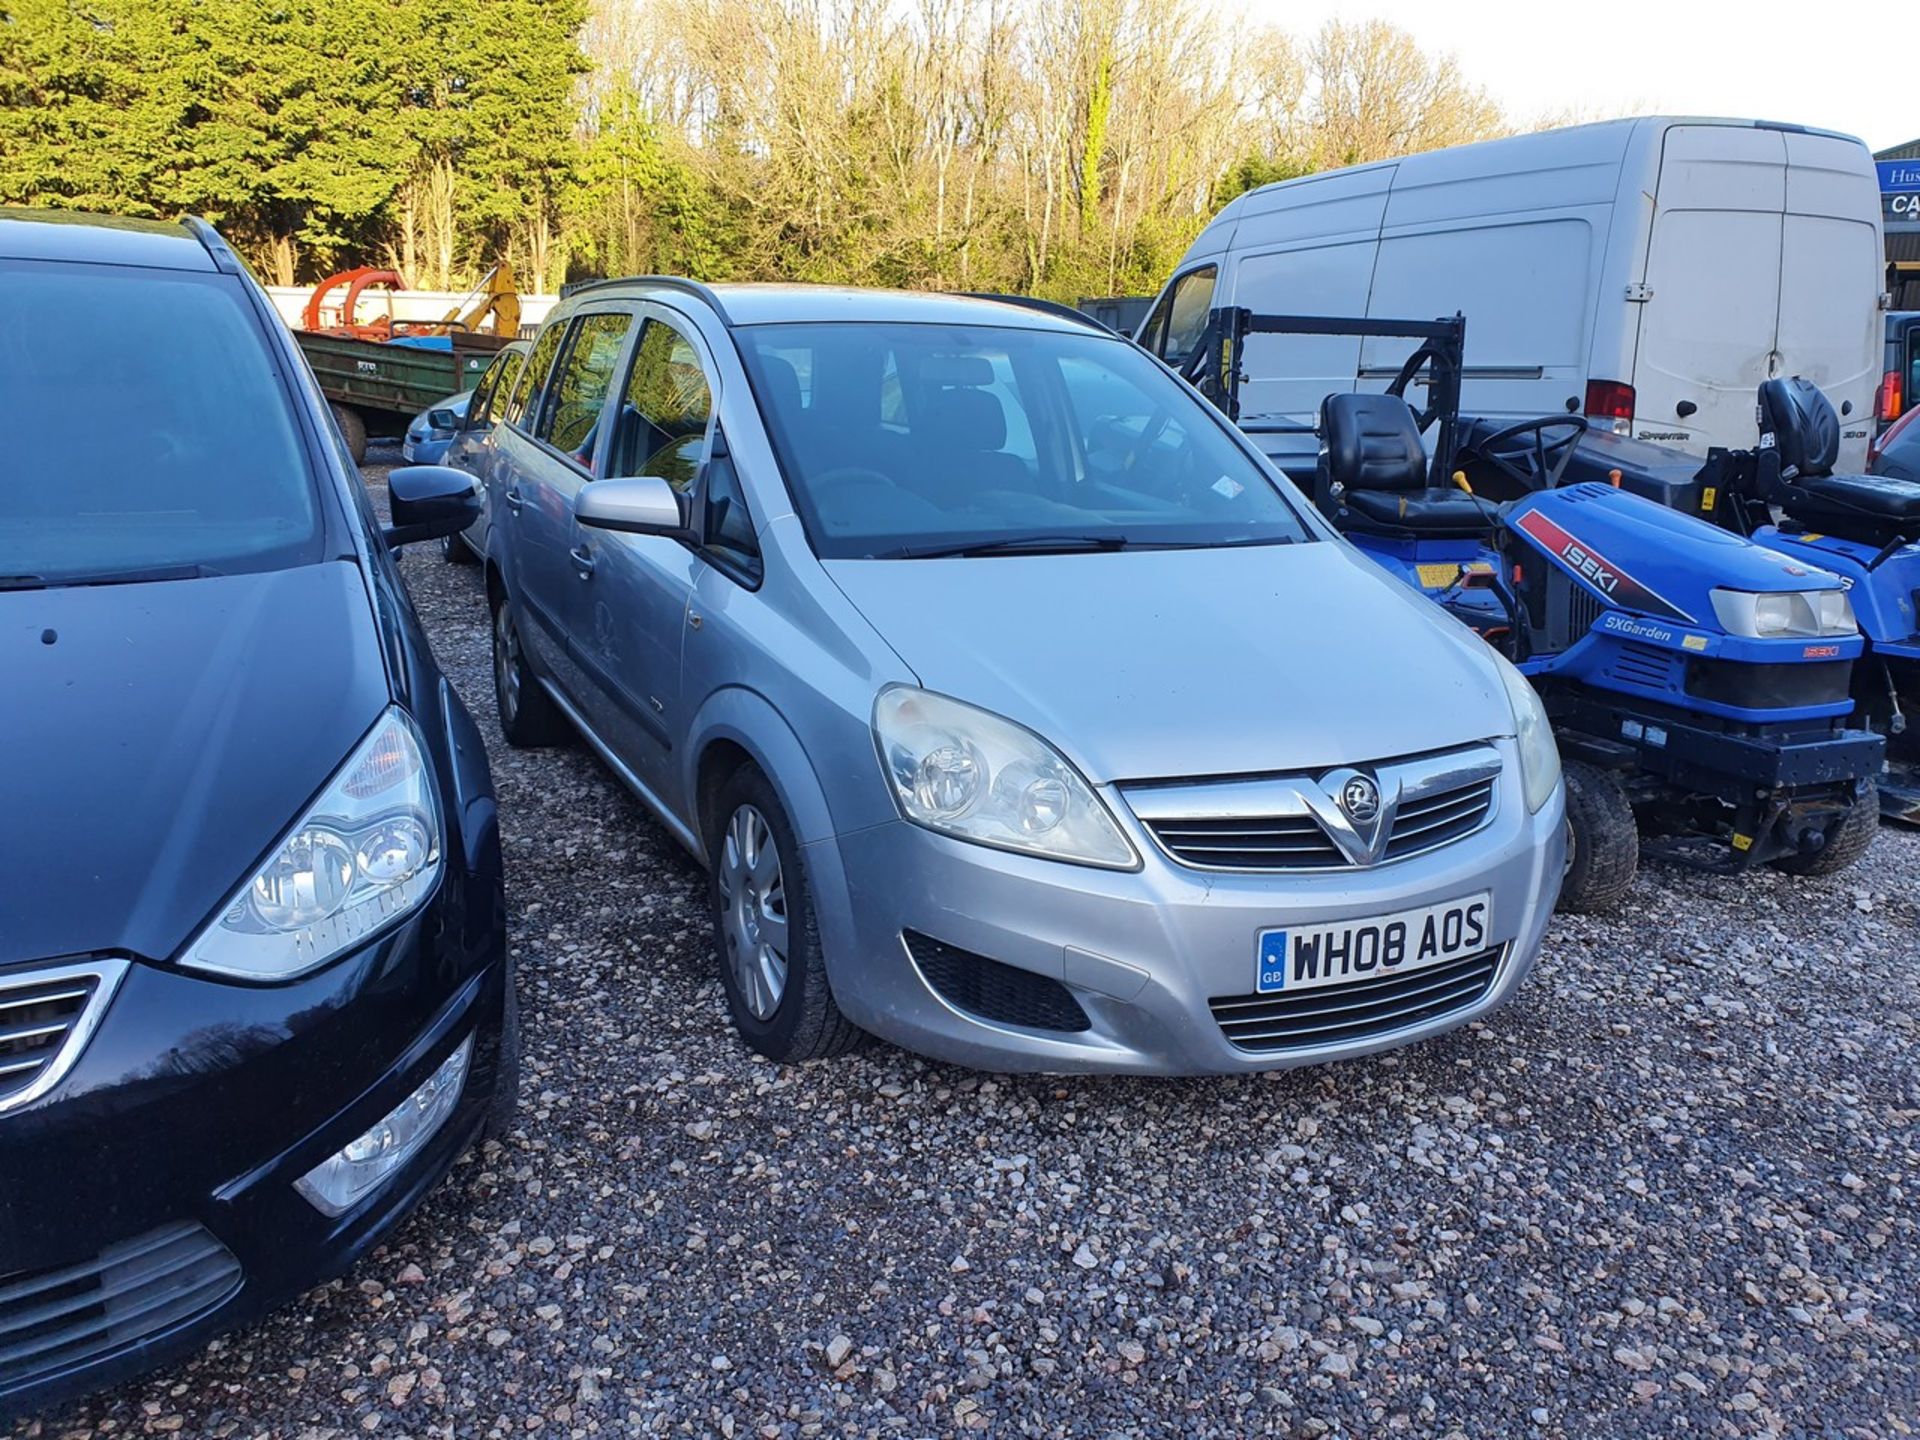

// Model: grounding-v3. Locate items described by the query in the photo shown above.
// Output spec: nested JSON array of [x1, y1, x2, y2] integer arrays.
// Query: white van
[[1139, 117, 1886, 474]]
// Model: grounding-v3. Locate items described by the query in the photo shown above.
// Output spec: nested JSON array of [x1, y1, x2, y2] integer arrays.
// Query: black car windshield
[[0, 261, 321, 585], [735, 321, 1312, 558]]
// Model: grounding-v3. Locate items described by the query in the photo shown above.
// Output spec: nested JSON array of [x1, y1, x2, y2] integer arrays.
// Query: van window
[[537, 313, 633, 468], [703, 441, 762, 581], [610, 318, 714, 490], [1158, 266, 1217, 368], [504, 322, 565, 429]]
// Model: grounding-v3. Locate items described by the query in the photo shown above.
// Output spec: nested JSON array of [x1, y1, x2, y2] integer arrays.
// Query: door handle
[[503, 487, 524, 514], [569, 545, 596, 579]]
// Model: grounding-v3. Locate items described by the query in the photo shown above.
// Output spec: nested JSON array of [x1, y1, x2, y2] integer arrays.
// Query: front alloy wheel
[[717, 804, 789, 1020]]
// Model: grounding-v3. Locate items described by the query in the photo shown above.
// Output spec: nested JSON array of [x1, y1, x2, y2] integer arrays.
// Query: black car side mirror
[[385, 465, 480, 549]]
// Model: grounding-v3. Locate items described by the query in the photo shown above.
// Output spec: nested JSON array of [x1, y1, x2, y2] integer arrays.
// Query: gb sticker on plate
[[1256, 931, 1290, 993]]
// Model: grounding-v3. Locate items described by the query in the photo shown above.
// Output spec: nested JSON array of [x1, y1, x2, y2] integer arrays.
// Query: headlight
[[181, 707, 443, 980], [873, 687, 1138, 868], [1491, 653, 1562, 814], [1710, 587, 1856, 639]]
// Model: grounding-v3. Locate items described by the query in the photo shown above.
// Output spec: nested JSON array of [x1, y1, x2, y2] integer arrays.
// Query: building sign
[[1881, 161, 1920, 224]]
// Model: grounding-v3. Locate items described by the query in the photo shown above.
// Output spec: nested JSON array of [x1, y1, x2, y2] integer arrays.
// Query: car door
[[445, 345, 525, 550], [568, 310, 716, 789], [498, 311, 635, 702]]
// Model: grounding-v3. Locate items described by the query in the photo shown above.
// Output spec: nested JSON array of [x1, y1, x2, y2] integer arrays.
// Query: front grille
[[905, 932, 1091, 1033], [1143, 815, 1344, 869], [0, 1223, 242, 1392], [0, 961, 126, 1114], [1210, 945, 1504, 1053], [1607, 642, 1679, 691], [1129, 745, 1501, 873]]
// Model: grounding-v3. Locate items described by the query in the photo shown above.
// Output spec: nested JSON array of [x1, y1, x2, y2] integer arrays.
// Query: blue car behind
[[402, 388, 471, 464]]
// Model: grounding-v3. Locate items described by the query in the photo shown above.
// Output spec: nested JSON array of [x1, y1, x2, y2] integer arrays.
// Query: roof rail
[[180, 215, 243, 275], [961, 292, 1119, 335], [557, 274, 734, 325]]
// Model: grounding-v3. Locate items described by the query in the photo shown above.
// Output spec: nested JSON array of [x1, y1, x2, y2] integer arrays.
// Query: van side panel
[[1213, 168, 1395, 453]]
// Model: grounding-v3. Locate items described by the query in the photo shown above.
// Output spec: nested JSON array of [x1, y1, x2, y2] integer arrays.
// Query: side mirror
[[384, 465, 480, 549], [428, 407, 461, 432], [576, 476, 688, 538]]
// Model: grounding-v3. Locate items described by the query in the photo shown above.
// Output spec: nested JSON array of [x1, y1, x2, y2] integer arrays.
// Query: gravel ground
[[17, 450, 1920, 1439]]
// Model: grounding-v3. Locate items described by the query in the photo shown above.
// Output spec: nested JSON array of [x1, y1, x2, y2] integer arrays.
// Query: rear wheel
[[707, 765, 865, 1063], [1771, 781, 1879, 876], [490, 594, 569, 747], [331, 404, 367, 465], [1560, 761, 1638, 913]]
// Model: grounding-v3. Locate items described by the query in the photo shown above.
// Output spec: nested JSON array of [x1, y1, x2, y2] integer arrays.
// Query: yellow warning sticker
[[1682, 634, 1709, 652], [1731, 832, 1753, 851], [1701, 485, 1717, 512], [1416, 563, 1461, 588]]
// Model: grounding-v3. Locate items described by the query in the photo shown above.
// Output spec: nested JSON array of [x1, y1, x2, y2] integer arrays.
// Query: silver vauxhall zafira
[[479, 281, 1567, 1074]]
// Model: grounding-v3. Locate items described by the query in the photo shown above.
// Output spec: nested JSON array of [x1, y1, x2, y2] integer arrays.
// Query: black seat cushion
[[1779, 472, 1920, 540], [1343, 487, 1498, 536], [1322, 392, 1427, 492], [1321, 392, 1493, 537], [1758, 377, 1842, 478]]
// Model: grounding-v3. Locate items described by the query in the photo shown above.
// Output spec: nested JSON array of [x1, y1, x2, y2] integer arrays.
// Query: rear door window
[[534, 313, 633, 470], [504, 323, 565, 429]]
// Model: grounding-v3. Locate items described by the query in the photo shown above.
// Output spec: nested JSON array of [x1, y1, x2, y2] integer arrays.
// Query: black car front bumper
[[0, 892, 510, 1420]]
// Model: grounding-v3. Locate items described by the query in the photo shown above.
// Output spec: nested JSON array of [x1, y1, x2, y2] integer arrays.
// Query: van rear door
[[1632, 125, 1788, 455], [1634, 124, 1881, 467], [1774, 131, 1881, 469]]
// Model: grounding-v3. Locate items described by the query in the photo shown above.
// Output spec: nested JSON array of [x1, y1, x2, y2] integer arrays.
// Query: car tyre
[[1771, 780, 1879, 876], [1559, 761, 1637, 913], [491, 594, 570, 747], [483, 963, 521, 1143], [707, 764, 867, 1063], [441, 530, 478, 565], [331, 404, 367, 465]]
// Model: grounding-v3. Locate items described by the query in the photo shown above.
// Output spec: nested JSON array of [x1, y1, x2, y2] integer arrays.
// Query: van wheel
[[490, 595, 569, 747], [1771, 781, 1879, 876], [1560, 761, 1637, 913], [331, 404, 367, 465], [707, 765, 866, 1063]]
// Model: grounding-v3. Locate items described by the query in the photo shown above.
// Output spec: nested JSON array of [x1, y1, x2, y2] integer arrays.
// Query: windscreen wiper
[[885, 534, 1133, 559], [0, 564, 223, 591]]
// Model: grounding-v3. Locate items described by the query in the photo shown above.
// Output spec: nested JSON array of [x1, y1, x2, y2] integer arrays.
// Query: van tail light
[[1870, 397, 1920, 469], [1876, 369, 1904, 424], [1584, 380, 1635, 436]]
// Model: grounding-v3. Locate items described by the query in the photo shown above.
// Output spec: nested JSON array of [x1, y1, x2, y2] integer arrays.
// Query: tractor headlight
[[1710, 588, 1856, 639], [1491, 653, 1562, 814], [873, 687, 1138, 868]]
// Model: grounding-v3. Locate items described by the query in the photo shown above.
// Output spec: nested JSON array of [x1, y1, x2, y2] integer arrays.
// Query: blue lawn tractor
[[1544, 377, 1920, 824], [1185, 310, 1885, 912]]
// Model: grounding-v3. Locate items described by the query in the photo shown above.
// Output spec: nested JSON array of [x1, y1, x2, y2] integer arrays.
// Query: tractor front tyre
[[331, 404, 368, 465], [1559, 761, 1638, 913], [1771, 781, 1879, 877]]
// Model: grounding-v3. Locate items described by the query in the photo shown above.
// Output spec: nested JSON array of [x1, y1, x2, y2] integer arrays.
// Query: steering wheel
[[1463, 415, 1591, 492]]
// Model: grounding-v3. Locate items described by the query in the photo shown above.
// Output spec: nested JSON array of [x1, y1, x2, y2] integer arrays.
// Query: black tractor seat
[[1317, 392, 1495, 538], [1759, 377, 1920, 544]]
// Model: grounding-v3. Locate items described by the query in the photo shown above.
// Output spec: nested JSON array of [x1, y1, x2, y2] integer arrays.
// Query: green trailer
[[294, 329, 513, 462]]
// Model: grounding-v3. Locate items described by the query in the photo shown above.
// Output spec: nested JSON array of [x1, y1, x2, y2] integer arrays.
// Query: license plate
[[401, 441, 419, 461], [1255, 893, 1491, 995]]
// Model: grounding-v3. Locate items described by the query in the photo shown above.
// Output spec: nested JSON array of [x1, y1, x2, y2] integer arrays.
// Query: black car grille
[[0, 1223, 242, 1391], [905, 932, 1091, 1033], [0, 969, 104, 1111], [1144, 770, 1498, 872], [1209, 945, 1504, 1053]]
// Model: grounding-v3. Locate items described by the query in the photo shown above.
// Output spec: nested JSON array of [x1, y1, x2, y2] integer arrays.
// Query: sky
[[1234, 0, 1913, 154]]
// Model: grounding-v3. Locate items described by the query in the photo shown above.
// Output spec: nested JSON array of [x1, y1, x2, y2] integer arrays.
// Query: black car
[[0, 210, 514, 1416]]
